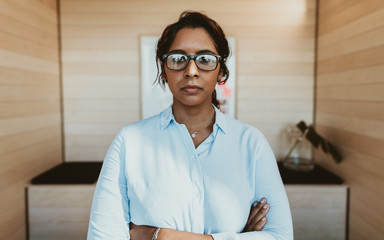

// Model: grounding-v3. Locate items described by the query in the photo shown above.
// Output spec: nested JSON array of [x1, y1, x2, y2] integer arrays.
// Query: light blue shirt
[[87, 106, 293, 240]]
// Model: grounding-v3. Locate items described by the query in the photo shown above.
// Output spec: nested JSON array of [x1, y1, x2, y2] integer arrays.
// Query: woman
[[87, 11, 293, 240]]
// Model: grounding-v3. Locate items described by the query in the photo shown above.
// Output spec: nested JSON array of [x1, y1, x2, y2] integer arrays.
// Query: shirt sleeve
[[87, 128, 131, 240], [211, 131, 293, 240]]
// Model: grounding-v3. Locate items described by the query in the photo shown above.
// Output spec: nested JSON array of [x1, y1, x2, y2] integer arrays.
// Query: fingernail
[[253, 201, 258, 207], [263, 204, 268, 209], [262, 217, 266, 221], [261, 199, 266, 204]]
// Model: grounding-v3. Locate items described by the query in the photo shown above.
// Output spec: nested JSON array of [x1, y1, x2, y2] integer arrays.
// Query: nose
[[184, 59, 199, 79]]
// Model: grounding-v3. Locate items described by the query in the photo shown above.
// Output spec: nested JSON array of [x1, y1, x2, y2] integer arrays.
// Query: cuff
[[211, 231, 276, 240], [211, 232, 241, 240]]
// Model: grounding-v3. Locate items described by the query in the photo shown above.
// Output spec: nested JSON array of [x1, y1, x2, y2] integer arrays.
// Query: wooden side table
[[278, 162, 349, 240], [28, 162, 101, 240]]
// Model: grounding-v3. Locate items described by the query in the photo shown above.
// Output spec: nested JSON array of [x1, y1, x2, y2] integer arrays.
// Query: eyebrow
[[169, 49, 217, 55]]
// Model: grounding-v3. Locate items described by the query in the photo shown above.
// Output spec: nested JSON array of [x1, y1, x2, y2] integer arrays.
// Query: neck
[[172, 102, 215, 130]]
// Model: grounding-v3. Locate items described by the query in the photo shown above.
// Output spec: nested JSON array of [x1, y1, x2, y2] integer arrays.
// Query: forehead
[[168, 27, 217, 53]]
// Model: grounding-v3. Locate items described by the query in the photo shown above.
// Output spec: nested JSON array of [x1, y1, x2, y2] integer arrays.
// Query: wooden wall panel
[[0, 0, 62, 239], [61, 0, 316, 161], [315, 0, 384, 239]]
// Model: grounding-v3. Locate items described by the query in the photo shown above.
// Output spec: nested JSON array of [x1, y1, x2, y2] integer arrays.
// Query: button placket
[[174, 122, 205, 232], [191, 154, 205, 232]]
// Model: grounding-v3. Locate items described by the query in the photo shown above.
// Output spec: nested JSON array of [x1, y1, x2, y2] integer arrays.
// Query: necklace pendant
[[191, 132, 196, 138]]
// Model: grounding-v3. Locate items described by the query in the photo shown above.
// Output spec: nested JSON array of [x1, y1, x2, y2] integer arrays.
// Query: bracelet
[[152, 228, 161, 240]]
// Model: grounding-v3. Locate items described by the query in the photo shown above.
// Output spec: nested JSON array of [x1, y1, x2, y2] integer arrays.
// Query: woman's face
[[163, 27, 221, 108]]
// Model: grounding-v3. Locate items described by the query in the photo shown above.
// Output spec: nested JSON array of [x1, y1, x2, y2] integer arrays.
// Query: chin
[[173, 94, 212, 107], [181, 100, 212, 108]]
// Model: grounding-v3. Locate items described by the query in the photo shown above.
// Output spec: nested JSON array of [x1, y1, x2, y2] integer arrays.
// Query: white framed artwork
[[140, 36, 236, 119]]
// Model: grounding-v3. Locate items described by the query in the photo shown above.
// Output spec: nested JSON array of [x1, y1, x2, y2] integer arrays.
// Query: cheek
[[206, 70, 221, 83], [163, 69, 174, 80], [164, 71, 180, 84]]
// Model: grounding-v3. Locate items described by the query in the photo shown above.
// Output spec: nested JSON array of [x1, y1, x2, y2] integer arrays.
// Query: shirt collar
[[160, 104, 228, 134], [213, 105, 228, 134], [160, 105, 174, 130]]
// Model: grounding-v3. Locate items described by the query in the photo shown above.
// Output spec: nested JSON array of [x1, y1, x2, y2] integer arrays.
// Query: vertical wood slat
[[0, 0, 62, 239], [315, 1, 384, 239]]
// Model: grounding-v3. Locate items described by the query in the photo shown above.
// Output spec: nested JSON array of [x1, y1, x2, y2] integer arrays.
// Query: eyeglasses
[[162, 53, 221, 71]]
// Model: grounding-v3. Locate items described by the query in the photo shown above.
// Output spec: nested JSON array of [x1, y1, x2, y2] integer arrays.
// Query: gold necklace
[[190, 116, 214, 138]]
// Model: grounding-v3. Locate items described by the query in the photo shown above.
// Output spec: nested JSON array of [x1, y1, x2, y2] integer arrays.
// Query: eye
[[172, 54, 187, 63], [197, 55, 215, 65]]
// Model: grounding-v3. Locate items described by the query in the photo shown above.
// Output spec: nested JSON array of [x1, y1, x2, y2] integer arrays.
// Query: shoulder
[[223, 113, 265, 139], [117, 111, 164, 139], [219, 112, 270, 151]]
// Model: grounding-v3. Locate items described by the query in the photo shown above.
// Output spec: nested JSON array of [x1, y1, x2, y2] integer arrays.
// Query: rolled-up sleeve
[[87, 128, 130, 240]]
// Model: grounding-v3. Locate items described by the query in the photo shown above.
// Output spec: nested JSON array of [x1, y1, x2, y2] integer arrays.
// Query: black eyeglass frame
[[162, 53, 221, 71]]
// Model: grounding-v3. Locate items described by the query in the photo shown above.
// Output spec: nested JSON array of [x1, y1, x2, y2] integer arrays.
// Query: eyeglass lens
[[166, 54, 219, 71]]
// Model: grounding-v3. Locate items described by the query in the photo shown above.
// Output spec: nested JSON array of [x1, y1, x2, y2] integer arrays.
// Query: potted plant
[[283, 121, 342, 171]]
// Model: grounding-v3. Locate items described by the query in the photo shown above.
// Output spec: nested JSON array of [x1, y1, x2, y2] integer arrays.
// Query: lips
[[181, 85, 202, 94]]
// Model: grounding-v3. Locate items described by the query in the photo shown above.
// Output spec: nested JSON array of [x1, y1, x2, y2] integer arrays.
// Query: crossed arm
[[87, 128, 292, 240], [129, 198, 270, 240]]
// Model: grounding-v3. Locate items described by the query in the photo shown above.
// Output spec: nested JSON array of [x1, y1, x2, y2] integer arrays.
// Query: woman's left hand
[[242, 198, 269, 232], [129, 223, 157, 240]]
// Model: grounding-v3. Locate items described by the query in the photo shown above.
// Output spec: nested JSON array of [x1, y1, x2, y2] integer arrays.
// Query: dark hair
[[156, 11, 230, 108]]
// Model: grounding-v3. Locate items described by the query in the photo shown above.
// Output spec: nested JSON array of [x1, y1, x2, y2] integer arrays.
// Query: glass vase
[[283, 126, 314, 171]]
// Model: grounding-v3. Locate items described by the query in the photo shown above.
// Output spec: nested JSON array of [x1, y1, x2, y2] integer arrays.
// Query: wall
[[315, 0, 384, 239], [0, 0, 62, 239], [61, 0, 316, 162]]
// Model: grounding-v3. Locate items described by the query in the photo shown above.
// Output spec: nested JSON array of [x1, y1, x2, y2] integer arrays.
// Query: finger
[[243, 201, 257, 231], [248, 202, 269, 229], [253, 217, 267, 231], [244, 200, 261, 230], [244, 210, 268, 232], [248, 198, 266, 220], [243, 198, 267, 232]]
